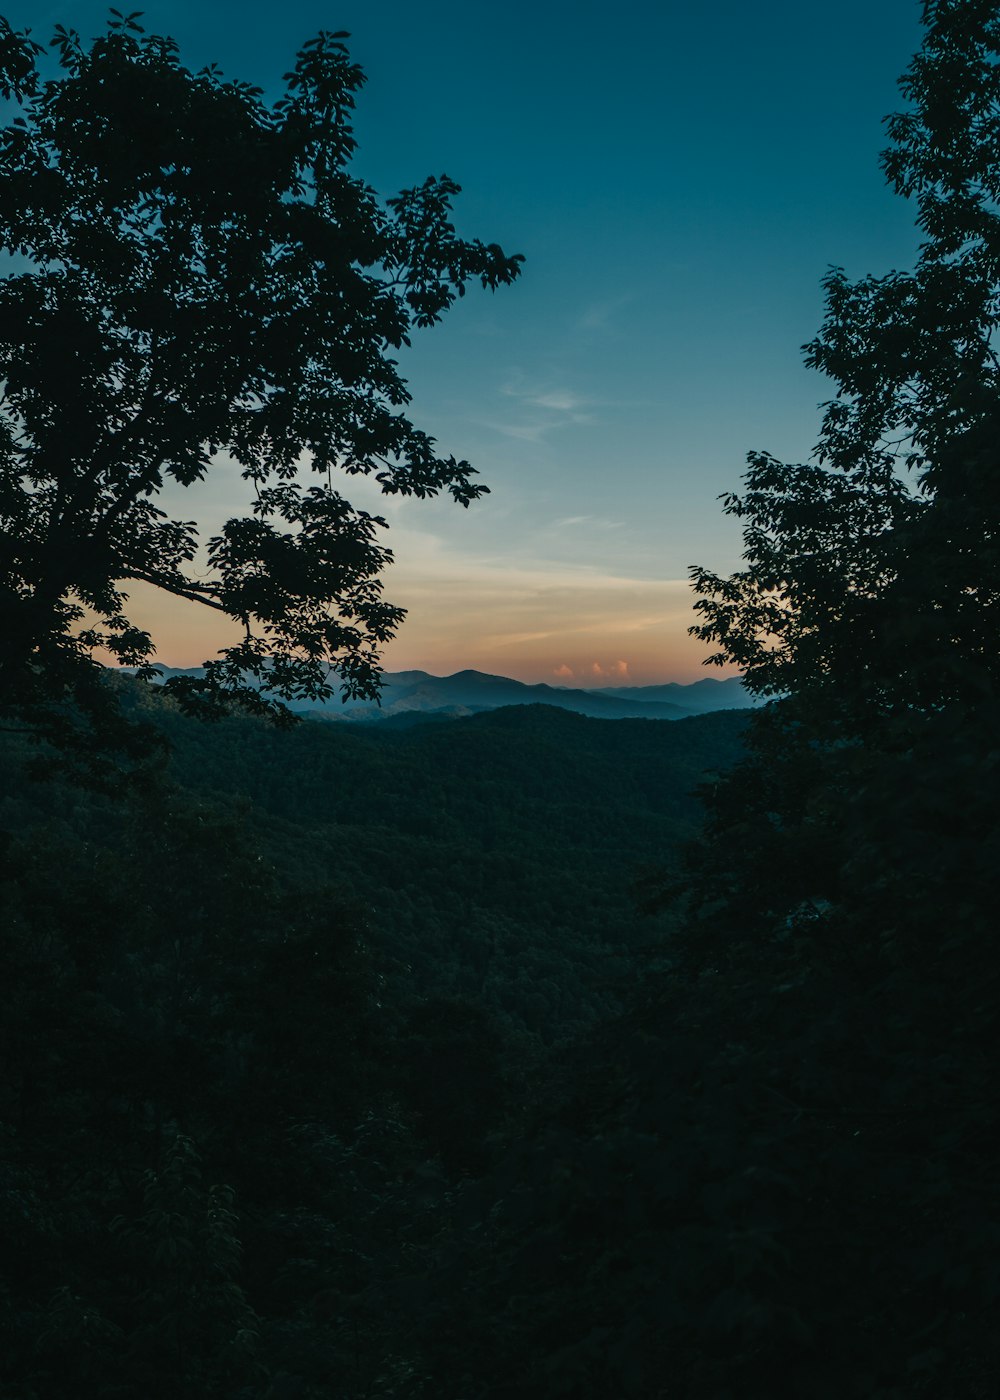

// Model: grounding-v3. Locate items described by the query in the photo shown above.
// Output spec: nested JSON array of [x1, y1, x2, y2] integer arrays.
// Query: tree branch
[[120, 569, 231, 614]]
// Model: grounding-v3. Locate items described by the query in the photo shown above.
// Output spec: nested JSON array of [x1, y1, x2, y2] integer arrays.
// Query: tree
[[691, 0, 1000, 728], [0, 13, 522, 747], [659, 3, 1000, 1389]]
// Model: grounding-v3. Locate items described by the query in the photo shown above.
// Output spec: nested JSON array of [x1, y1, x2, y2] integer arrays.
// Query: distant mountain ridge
[[140, 665, 758, 723]]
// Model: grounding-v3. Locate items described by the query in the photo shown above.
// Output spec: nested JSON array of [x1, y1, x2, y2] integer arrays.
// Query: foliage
[[0, 702, 745, 1396], [692, 0, 1000, 721], [0, 13, 521, 752], [0, 742, 413, 1397], [159, 700, 747, 1046]]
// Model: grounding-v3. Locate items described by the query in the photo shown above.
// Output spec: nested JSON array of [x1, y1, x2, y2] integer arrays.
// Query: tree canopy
[[0, 13, 522, 745], [691, 0, 1000, 726]]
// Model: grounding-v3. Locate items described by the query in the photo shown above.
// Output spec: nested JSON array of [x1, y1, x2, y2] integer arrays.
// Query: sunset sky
[[33, 0, 924, 684]]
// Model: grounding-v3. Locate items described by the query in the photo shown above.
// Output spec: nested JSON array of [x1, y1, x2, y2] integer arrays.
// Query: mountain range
[[143, 666, 758, 723]]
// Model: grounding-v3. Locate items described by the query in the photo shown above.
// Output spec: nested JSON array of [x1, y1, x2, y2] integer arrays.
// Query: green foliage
[[0, 702, 746, 1396], [159, 700, 747, 1047], [0, 14, 521, 751], [0, 751, 387, 1396]]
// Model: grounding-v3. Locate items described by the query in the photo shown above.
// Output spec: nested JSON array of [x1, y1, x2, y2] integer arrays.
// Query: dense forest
[[3, 2, 1000, 1396], [0, 694, 748, 1397]]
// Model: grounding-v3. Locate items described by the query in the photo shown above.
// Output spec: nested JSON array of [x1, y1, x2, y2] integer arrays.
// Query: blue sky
[[29, 0, 926, 681]]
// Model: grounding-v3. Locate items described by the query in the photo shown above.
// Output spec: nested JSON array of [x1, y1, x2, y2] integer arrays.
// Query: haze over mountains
[[144, 666, 758, 723]]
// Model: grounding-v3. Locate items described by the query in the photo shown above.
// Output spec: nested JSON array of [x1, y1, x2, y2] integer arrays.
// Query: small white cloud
[[553, 663, 574, 680], [591, 659, 630, 680], [529, 391, 584, 412]]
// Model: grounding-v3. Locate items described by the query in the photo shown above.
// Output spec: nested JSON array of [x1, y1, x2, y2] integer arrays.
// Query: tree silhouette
[[0, 14, 521, 748], [671, 3, 1000, 1388], [691, 0, 1000, 725]]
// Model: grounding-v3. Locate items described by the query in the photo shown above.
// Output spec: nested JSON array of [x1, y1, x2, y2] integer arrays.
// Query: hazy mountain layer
[[142, 665, 757, 722]]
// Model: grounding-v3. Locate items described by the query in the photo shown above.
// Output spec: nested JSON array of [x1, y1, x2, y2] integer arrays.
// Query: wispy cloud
[[487, 376, 596, 441], [553, 514, 624, 531], [576, 294, 634, 333], [522, 390, 586, 412]]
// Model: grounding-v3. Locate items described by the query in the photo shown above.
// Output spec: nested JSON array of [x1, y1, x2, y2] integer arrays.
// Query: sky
[[26, 0, 925, 684]]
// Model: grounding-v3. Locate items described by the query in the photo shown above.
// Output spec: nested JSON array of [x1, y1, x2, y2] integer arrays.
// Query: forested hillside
[[0, 697, 747, 1396], [162, 701, 747, 1043], [2, 694, 748, 1047]]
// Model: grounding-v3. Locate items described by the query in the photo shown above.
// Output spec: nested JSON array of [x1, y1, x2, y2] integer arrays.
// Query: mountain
[[329, 669, 692, 721], [141, 666, 758, 722], [594, 677, 757, 710]]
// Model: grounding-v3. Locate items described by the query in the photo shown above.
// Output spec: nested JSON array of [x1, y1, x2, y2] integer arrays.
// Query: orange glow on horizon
[[117, 576, 734, 687]]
